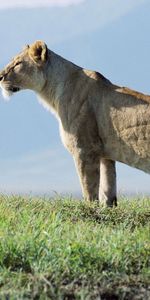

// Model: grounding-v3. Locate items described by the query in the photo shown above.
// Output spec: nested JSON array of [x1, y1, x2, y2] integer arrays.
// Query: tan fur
[[116, 87, 150, 103], [0, 40, 150, 206]]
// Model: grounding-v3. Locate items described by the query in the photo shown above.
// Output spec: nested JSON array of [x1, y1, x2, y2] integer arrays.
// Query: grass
[[0, 195, 149, 299]]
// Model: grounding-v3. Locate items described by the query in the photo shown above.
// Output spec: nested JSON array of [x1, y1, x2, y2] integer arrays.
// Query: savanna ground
[[0, 195, 149, 299]]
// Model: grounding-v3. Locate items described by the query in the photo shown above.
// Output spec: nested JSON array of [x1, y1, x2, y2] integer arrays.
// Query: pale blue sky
[[0, 0, 150, 196]]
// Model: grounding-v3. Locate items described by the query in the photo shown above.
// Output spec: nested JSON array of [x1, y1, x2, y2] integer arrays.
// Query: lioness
[[0, 41, 150, 206]]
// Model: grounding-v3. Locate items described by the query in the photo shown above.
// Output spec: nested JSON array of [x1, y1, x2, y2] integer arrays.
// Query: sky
[[0, 0, 150, 196], [0, 0, 85, 9]]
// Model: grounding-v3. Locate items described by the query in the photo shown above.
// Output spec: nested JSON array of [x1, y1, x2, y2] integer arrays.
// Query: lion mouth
[[0, 84, 21, 100], [9, 86, 20, 93]]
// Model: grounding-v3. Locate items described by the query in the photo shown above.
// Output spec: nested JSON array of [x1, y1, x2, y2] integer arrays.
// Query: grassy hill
[[0, 195, 149, 299]]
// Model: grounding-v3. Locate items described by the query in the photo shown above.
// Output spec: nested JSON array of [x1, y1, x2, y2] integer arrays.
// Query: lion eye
[[14, 61, 22, 68]]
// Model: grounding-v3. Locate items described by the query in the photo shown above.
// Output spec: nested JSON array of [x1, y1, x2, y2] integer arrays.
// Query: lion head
[[0, 41, 48, 99]]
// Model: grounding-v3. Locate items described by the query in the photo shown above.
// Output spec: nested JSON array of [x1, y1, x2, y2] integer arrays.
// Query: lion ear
[[29, 41, 48, 64]]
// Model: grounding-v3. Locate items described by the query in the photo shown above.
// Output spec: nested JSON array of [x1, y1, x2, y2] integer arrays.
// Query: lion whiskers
[[0, 84, 12, 101], [2, 89, 12, 101]]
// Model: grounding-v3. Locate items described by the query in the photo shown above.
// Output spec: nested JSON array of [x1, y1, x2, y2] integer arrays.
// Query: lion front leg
[[99, 158, 117, 207], [73, 151, 100, 201]]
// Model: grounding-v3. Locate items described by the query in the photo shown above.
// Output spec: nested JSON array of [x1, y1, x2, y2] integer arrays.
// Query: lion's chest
[[59, 121, 77, 154]]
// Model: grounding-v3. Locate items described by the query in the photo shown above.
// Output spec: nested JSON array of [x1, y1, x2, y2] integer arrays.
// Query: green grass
[[0, 195, 149, 299]]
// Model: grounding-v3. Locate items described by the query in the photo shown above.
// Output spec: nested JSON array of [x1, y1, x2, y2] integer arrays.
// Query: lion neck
[[38, 50, 81, 118]]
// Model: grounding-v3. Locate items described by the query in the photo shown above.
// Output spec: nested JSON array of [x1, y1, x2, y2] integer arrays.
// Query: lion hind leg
[[99, 158, 117, 207]]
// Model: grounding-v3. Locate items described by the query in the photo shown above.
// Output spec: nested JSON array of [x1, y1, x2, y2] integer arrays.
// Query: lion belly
[[104, 104, 150, 173]]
